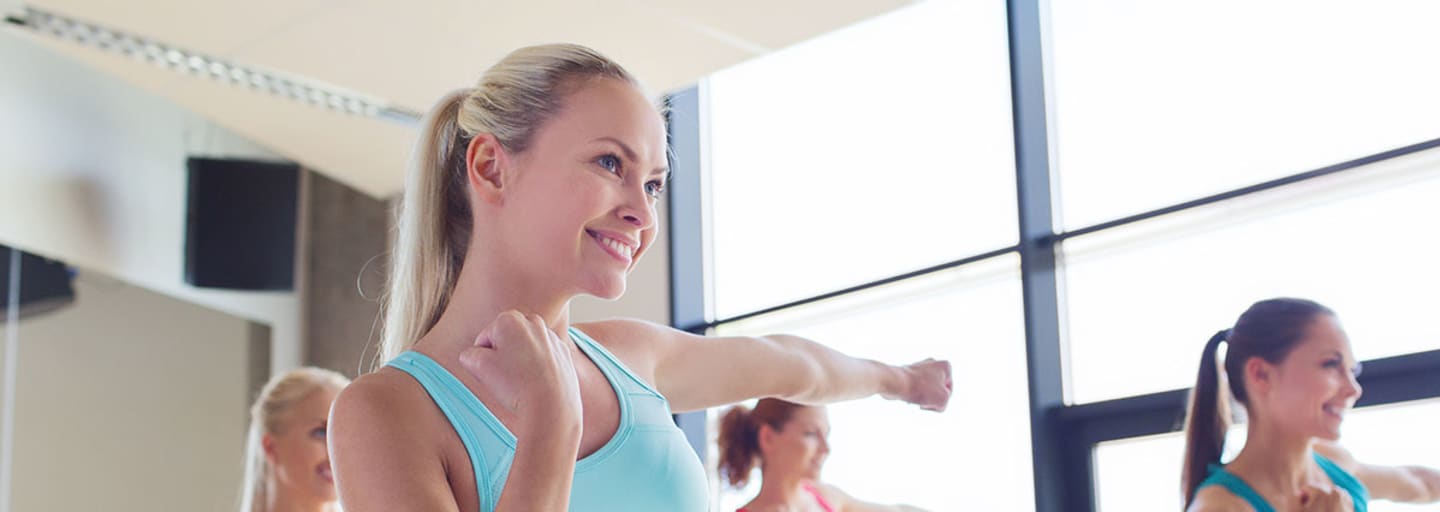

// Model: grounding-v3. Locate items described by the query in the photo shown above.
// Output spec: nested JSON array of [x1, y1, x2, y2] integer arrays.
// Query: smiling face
[[263, 385, 341, 503], [485, 76, 668, 301], [759, 406, 832, 482], [1247, 315, 1363, 440]]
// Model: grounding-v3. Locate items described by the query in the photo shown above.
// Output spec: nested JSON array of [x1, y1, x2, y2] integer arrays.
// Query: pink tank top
[[737, 483, 836, 512]]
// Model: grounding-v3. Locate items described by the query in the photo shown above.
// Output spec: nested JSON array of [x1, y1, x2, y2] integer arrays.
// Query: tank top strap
[[1197, 464, 1276, 512], [1314, 453, 1369, 512], [568, 326, 664, 398], [387, 351, 515, 512]]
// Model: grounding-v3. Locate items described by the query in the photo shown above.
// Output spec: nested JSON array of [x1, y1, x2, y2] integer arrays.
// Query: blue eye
[[597, 154, 621, 174], [644, 180, 666, 198], [310, 427, 327, 439]]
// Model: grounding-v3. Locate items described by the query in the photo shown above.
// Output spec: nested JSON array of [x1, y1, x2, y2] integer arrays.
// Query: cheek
[[310, 439, 330, 459], [1283, 374, 1334, 404], [636, 227, 658, 257]]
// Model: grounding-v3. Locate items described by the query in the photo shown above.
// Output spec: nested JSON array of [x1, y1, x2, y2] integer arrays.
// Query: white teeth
[[596, 234, 634, 259]]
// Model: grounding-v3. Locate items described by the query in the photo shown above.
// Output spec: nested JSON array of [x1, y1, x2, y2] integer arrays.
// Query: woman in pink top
[[719, 399, 928, 512]]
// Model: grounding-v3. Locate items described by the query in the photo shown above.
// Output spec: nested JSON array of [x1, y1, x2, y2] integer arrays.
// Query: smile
[[1322, 403, 1346, 420], [587, 230, 637, 263]]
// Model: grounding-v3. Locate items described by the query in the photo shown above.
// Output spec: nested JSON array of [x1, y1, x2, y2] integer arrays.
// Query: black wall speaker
[[0, 246, 76, 321], [184, 157, 300, 291]]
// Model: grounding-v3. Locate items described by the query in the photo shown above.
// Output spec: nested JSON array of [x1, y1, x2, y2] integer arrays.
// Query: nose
[[617, 187, 655, 229], [1342, 371, 1363, 402]]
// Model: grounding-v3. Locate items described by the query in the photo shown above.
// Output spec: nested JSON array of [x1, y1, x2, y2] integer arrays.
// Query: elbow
[[767, 336, 826, 403]]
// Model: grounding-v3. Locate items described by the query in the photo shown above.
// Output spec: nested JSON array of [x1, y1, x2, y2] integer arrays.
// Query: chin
[[1313, 422, 1344, 441], [581, 279, 627, 300]]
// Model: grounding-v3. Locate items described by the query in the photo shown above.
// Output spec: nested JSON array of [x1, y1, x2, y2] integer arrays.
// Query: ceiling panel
[[11, 0, 914, 196]]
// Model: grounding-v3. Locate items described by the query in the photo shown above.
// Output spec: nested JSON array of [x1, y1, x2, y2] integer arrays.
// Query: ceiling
[[8, 0, 912, 197]]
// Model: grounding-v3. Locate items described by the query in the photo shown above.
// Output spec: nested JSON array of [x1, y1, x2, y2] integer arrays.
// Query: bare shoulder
[[1187, 485, 1251, 512], [328, 368, 464, 511], [810, 481, 852, 506], [333, 368, 427, 418], [573, 318, 676, 367], [330, 368, 444, 450], [575, 317, 675, 347], [810, 482, 921, 512]]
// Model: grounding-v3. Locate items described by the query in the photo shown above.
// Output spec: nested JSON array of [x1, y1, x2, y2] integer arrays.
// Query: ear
[[757, 423, 777, 455], [465, 133, 509, 205], [1244, 357, 1275, 397], [261, 433, 277, 462]]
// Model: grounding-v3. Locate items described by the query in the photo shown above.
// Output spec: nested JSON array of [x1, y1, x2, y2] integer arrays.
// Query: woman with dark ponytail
[[717, 399, 927, 512], [1182, 298, 1440, 511]]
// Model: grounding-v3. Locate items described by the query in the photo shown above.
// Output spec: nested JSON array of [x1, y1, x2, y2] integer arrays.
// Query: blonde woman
[[328, 43, 953, 512], [240, 367, 350, 512]]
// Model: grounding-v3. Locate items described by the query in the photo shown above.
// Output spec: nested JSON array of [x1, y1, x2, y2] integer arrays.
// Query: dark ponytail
[[1180, 298, 1335, 506], [1182, 329, 1232, 505]]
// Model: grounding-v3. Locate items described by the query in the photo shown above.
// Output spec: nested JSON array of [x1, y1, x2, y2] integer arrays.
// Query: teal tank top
[[1197, 453, 1368, 512], [387, 327, 710, 512]]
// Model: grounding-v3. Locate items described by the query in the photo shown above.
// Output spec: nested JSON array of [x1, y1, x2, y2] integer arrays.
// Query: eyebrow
[[593, 137, 670, 181]]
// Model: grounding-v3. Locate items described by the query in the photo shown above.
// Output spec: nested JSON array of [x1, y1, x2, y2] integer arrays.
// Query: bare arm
[[586, 319, 950, 414], [1315, 441, 1440, 503], [1356, 465, 1440, 503], [327, 376, 462, 512]]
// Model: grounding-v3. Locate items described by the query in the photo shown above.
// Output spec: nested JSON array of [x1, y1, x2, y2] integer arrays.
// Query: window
[[1049, 0, 1440, 229], [1065, 149, 1440, 403], [673, 2, 1440, 511], [709, 257, 1033, 512], [706, 0, 1016, 319]]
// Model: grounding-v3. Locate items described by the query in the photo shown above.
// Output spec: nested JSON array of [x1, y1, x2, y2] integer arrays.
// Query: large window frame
[[663, 1, 1440, 510]]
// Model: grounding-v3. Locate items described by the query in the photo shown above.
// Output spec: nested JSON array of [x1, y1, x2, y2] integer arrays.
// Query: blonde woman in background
[[240, 367, 350, 512], [328, 43, 952, 512], [718, 399, 928, 512]]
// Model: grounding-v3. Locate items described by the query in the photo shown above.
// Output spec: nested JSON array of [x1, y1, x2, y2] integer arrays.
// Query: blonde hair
[[378, 43, 640, 364], [239, 367, 351, 512]]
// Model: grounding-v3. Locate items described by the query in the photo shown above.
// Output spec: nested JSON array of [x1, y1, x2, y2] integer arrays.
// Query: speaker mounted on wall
[[0, 246, 76, 322], [184, 157, 300, 291]]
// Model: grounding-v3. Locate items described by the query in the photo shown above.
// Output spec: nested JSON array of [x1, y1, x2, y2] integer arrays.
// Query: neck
[[1229, 416, 1316, 494], [416, 248, 573, 356], [751, 467, 812, 508], [265, 478, 330, 512]]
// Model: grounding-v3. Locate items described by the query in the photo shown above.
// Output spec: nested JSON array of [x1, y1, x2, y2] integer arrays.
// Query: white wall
[[2, 271, 253, 511], [0, 30, 303, 372]]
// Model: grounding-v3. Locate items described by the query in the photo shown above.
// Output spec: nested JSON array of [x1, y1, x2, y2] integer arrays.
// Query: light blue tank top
[[1197, 453, 1368, 512], [387, 327, 710, 512]]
